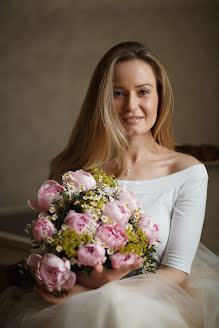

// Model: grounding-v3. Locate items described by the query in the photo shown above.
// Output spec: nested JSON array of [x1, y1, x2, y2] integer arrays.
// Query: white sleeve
[[161, 166, 208, 273]]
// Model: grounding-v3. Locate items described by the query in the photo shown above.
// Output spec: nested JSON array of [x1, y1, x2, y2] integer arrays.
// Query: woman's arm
[[156, 264, 187, 285], [161, 163, 208, 280]]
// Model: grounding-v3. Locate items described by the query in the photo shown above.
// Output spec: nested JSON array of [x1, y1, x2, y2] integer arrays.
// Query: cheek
[[114, 99, 123, 115], [143, 98, 158, 117]]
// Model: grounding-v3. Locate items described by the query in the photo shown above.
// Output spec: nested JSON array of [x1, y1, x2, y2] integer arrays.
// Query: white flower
[[101, 215, 108, 223], [56, 246, 63, 252], [92, 237, 102, 244], [91, 214, 99, 221], [107, 249, 115, 255], [49, 206, 56, 214], [46, 237, 54, 244], [52, 214, 58, 221], [62, 172, 71, 181], [70, 258, 77, 265], [126, 223, 133, 231]]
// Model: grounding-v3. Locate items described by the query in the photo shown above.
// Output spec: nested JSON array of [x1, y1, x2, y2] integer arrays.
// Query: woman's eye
[[113, 91, 124, 97], [139, 89, 149, 95]]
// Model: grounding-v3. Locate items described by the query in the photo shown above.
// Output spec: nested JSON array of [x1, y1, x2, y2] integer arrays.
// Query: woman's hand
[[34, 258, 143, 303], [76, 258, 143, 289], [34, 283, 91, 305]]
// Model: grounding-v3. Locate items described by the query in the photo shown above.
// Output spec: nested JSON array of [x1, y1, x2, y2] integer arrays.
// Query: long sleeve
[[161, 166, 208, 273]]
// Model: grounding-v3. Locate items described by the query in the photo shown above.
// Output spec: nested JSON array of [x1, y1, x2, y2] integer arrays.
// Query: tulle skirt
[[0, 243, 219, 328]]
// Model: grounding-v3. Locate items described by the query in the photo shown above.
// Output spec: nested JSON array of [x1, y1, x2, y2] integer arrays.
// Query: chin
[[125, 126, 152, 137], [126, 130, 149, 137]]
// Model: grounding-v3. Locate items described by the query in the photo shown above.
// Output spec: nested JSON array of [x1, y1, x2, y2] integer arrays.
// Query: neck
[[121, 133, 160, 177], [101, 133, 160, 177], [125, 133, 158, 165]]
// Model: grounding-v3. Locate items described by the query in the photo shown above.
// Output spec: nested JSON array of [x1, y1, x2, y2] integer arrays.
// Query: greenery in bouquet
[[25, 169, 160, 293]]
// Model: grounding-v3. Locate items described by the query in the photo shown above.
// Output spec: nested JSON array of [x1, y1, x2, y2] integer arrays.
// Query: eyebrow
[[113, 83, 153, 89]]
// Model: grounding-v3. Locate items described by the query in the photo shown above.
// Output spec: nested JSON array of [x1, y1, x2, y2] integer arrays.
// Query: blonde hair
[[49, 41, 174, 181]]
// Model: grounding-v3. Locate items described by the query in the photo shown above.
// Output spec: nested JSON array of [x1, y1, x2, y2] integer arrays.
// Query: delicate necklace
[[125, 168, 131, 176]]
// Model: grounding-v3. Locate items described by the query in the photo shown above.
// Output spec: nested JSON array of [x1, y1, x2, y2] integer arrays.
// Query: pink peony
[[97, 225, 127, 249], [27, 253, 76, 292], [110, 252, 139, 269], [28, 180, 64, 212], [119, 188, 140, 211], [63, 170, 96, 192], [138, 215, 160, 244], [32, 216, 56, 243], [102, 201, 131, 226], [65, 211, 99, 234], [77, 244, 106, 267]]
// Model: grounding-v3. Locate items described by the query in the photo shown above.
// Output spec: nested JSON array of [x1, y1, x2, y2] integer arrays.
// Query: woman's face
[[113, 59, 159, 137]]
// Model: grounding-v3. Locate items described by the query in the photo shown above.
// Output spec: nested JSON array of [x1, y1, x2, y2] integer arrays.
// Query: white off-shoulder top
[[118, 164, 208, 274]]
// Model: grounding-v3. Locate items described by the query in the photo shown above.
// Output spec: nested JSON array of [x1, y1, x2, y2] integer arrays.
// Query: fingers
[[93, 264, 104, 273], [115, 258, 144, 275], [130, 258, 144, 270], [34, 286, 68, 305]]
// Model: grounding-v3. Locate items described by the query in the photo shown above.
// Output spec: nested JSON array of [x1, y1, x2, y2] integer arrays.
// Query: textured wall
[[0, 0, 218, 212]]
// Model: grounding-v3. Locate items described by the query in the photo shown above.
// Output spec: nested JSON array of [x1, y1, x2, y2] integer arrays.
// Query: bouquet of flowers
[[25, 169, 160, 294]]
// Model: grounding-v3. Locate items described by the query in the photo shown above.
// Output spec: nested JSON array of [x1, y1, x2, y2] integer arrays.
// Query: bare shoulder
[[171, 151, 201, 173]]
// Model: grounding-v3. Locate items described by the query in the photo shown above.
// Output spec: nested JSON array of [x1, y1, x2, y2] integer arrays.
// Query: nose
[[124, 93, 138, 112]]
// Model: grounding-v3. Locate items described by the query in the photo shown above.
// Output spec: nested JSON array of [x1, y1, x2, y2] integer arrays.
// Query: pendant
[[125, 168, 131, 176]]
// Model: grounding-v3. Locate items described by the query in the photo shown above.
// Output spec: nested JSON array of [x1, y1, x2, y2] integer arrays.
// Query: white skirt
[[0, 243, 218, 328]]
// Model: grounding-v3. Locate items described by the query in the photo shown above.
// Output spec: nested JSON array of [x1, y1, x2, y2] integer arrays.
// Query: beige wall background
[[0, 0, 218, 229]]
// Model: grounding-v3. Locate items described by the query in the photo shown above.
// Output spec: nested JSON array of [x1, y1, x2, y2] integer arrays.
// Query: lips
[[122, 116, 144, 121]]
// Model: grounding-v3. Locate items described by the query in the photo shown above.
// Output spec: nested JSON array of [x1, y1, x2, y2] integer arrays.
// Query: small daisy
[[46, 237, 54, 244], [91, 214, 98, 221], [49, 206, 56, 214], [70, 258, 77, 265], [56, 246, 63, 252], [107, 249, 114, 255], [80, 184, 85, 191], [101, 215, 108, 223], [52, 214, 58, 221], [126, 223, 133, 231]]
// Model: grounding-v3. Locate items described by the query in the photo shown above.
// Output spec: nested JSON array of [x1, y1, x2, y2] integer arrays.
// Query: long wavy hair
[[49, 41, 174, 181]]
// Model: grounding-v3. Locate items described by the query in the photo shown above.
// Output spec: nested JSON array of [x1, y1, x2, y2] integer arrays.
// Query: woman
[[1, 41, 218, 328]]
